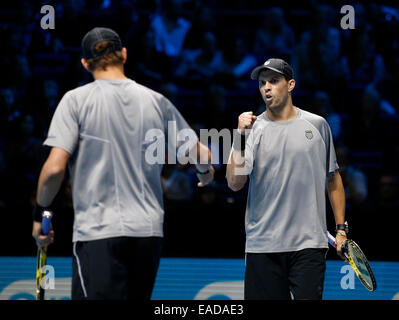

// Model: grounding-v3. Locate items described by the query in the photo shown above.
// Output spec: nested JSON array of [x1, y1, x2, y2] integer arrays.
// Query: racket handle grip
[[327, 231, 336, 248], [41, 211, 53, 235]]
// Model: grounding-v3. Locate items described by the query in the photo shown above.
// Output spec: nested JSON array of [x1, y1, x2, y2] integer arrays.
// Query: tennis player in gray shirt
[[226, 58, 347, 300], [31, 27, 214, 300]]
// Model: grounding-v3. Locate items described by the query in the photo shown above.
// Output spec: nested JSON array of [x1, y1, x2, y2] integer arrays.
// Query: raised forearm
[[226, 150, 248, 191], [226, 111, 256, 191]]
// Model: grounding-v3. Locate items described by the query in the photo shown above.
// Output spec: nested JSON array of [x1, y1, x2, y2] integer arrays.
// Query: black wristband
[[232, 130, 246, 151], [335, 223, 349, 234], [32, 203, 51, 222]]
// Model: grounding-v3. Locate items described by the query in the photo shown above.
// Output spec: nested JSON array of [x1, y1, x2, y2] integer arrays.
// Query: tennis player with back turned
[[31, 27, 214, 300], [226, 58, 347, 300]]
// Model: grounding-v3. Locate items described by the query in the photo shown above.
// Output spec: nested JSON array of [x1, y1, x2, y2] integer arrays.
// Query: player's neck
[[266, 101, 296, 122], [92, 65, 128, 80]]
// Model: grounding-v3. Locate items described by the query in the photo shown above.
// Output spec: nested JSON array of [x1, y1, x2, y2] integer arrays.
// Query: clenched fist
[[238, 111, 257, 133]]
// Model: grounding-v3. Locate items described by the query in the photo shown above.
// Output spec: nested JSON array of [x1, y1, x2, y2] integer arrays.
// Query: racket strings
[[346, 240, 376, 291]]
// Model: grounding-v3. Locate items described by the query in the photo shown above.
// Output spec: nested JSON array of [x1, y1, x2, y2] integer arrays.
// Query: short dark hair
[[86, 41, 124, 71]]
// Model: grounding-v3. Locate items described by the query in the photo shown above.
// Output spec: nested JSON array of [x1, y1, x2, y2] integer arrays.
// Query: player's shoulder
[[134, 81, 161, 97], [299, 108, 329, 127], [248, 111, 270, 138], [70, 81, 97, 94], [64, 82, 98, 102], [253, 111, 268, 127]]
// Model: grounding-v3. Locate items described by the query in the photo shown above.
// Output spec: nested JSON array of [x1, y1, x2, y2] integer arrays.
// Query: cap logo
[[264, 61, 270, 65]]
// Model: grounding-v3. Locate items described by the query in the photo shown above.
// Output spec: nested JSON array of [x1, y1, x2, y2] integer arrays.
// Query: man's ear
[[121, 47, 127, 64], [288, 79, 296, 93], [81, 58, 91, 72]]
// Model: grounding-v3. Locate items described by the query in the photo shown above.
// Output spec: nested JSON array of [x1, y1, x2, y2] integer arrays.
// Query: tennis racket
[[327, 231, 377, 291], [35, 210, 53, 300]]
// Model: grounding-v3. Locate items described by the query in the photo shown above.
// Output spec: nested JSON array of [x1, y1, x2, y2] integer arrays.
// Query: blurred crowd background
[[0, 0, 398, 260]]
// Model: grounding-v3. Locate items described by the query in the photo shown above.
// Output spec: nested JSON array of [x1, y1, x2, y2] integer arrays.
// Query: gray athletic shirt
[[244, 108, 339, 253], [44, 79, 197, 242]]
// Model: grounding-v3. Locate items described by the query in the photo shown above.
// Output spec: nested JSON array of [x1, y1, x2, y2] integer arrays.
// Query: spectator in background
[[127, 28, 173, 86], [4, 113, 44, 216], [252, 7, 295, 62], [0, 87, 21, 127], [27, 0, 65, 57], [346, 26, 387, 88], [9, 26, 32, 56], [175, 32, 223, 82], [347, 86, 391, 150], [43, 80, 60, 112], [34, 80, 60, 136], [318, 27, 349, 87], [11, 54, 32, 96], [335, 143, 368, 207], [159, 82, 179, 104], [377, 57, 399, 115], [183, 6, 215, 50], [150, 0, 191, 59], [0, 143, 5, 183], [55, 0, 88, 47], [6, 113, 43, 164], [123, 1, 152, 53], [43, 80, 59, 119], [292, 4, 343, 90], [203, 85, 228, 130], [216, 37, 257, 88], [28, 24, 65, 56], [311, 90, 348, 143], [292, 26, 349, 95], [377, 173, 399, 210], [162, 163, 195, 201]]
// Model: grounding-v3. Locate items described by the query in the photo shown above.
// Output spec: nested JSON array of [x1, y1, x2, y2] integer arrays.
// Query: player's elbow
[[44, 162, 66, 179], [226, 176, 246, 192], [226, 165, 247, 191], [228, 182, 244, 192]]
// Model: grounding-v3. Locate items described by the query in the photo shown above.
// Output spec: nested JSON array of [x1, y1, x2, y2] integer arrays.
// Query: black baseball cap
[[250, 58, 294, 80], [81, 27, 122, 59]]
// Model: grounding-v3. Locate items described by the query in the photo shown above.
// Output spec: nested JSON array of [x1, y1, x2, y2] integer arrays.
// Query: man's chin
[[266, 101, 275, 109]]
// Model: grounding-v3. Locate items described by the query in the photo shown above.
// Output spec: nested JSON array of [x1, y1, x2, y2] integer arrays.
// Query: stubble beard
[[265, 93, 289, 114]]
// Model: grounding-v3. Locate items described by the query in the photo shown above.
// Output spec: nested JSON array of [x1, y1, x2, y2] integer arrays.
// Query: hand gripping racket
[[328, 231, 377, 291], [35, 210, 53, 300]]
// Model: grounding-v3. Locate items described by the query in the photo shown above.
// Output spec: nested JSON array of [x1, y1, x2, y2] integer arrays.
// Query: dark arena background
[[0, 0, 399, 301]]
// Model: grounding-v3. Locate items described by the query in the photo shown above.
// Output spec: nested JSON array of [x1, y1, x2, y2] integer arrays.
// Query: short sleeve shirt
[[44, 79, 197, 242], [244, 108, 339, 253]]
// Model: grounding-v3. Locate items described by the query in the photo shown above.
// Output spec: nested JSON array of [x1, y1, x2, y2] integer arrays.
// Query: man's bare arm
[[226, 111, 257, 191], [193, 141, 214, 187], [327, 170, 346, 226], [36, 147, 70, 206], [226, 149, 247, 191], [327, 170, 347, 260]]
